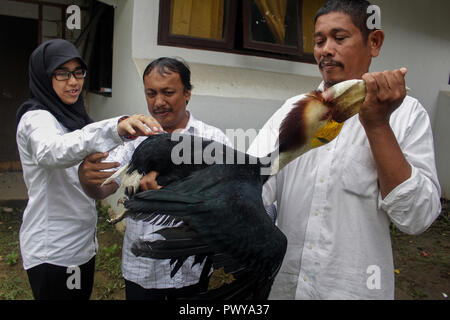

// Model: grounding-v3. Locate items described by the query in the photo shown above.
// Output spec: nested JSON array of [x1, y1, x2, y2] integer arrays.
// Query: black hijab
[[16, 39, 93, 132]]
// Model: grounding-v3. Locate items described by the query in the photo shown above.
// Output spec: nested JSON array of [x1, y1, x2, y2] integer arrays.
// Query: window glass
[[249, 0, 298, 47], [302, 0, 327, 53], [169, 0, 226, 40]]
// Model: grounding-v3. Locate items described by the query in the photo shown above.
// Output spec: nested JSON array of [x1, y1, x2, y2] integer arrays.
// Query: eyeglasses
[[53, 69, 87, 81]]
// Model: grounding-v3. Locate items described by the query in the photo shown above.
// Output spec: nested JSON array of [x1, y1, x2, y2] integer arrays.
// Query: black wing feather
[[121, 133, 287, 300]]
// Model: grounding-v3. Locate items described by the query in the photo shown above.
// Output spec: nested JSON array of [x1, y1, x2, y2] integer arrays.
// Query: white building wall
[[433, 91, 450, 197], [371, 0, 450, 122], [86, 0, 147, 120]]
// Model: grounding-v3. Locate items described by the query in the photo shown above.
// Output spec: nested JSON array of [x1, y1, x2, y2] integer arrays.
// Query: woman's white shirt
[[16, 110, 124, 269]]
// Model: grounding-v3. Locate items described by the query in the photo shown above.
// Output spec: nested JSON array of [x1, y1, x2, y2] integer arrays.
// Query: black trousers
[[125, 279, 208, 300], [26, 256, 96, 300]]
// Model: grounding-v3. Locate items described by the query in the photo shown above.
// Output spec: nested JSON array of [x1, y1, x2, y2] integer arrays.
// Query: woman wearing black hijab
[[16, 39, 162, 300]]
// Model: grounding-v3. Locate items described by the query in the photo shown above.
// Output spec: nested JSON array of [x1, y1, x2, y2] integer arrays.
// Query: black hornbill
[[103, 80, 368, 299]]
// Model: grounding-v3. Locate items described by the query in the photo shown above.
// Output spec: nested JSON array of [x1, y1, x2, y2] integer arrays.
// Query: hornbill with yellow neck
[[104, 80, 368, 299]]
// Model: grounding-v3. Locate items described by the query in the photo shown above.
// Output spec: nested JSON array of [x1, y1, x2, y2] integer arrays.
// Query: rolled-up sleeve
[[379, 103, 441, 235]]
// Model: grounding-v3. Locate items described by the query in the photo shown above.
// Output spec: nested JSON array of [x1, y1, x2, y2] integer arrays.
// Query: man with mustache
[[248, 0, 441, 299], [78, 57, 231, 299]]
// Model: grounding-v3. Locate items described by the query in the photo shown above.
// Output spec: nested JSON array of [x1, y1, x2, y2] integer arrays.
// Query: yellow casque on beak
[[311, 80, 366, 149], [311, 120, 344, 148]]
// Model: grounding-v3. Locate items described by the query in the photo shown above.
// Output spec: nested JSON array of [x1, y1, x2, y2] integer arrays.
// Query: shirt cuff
[[378, 165, 419, 215], [115, 115, 139, 142]]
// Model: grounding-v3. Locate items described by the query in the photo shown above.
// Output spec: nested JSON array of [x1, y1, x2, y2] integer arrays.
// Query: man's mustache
[[319, 59, 344, 69], [152, 107, 172, 114]]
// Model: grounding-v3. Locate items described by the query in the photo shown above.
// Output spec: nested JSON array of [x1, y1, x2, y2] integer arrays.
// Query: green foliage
[[390, 223, 399, 236], [97, 202, 111, 217], [411, 288, 428, 300], [6, 252, 19, 266], [0, 276, 33, 300], [103, 244, 118, 258]]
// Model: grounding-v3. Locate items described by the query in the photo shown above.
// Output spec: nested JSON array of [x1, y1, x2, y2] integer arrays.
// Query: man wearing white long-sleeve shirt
[[247, 0, 441, 299], [79, 57, 231, 300]]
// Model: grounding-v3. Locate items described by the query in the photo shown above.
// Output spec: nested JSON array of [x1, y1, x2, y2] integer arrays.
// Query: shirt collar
[[318, 81, 325, 92], [179, 111, 200, 135]]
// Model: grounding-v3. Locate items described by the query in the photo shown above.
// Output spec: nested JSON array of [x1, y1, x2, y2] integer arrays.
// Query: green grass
[[0, 202, 125, 300], [91, 202, 125, 299], [0, 275, 33, 300]]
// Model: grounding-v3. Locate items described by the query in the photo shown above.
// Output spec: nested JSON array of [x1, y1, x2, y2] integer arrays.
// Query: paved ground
[[0, 172, 28, 206], [0, 171, 126, 233]]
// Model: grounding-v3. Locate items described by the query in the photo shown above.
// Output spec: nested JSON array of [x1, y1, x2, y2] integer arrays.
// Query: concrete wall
[[433, 90, 450, 197], [371, 0, 450, 122]]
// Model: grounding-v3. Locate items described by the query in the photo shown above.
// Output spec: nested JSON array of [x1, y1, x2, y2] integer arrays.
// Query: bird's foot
[[107, 207, 128, 225], [106, 197, 129, 225], [117, 197, 127, 206], [122, 171, 144, 196]]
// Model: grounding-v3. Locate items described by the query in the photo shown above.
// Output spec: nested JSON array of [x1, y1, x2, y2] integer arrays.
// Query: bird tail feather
[[131, 226, 213, 278], [129, 212, 182, 226]]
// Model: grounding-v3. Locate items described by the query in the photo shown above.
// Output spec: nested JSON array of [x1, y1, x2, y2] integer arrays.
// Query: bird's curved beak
[[270, 79, 408, 175], [322, 79, 367, 124], [310, 80, 367, 148]]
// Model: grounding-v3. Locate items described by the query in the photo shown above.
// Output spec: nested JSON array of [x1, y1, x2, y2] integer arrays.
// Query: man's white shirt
[[108, 112, 232, 289], [248, 84, 441, 299]]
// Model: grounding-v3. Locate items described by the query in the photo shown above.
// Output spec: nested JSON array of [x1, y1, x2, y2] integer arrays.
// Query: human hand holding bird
[[139, 170, 162, 191], [117, 114, 164, 138], [360, 68, 408, 130]]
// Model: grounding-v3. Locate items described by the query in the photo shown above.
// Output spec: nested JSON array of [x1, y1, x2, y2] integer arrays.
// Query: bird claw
[[107, 209, 128, 225], [122, 171, 144, 197], [117, 197, 127, 206], [105, 171, 142, 225], [125, 185, 138, 197]]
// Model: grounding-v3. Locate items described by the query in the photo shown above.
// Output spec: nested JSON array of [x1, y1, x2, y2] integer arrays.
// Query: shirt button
[[307, 244, 313, 250], [314, 211, 319, 216], [303, 276, 308, 282], [320, 178, 324, 183]]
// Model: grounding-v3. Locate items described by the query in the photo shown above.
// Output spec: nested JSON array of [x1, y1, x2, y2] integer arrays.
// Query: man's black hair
[[315, 0, 375, 43], [143, 57, 193, 93]]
